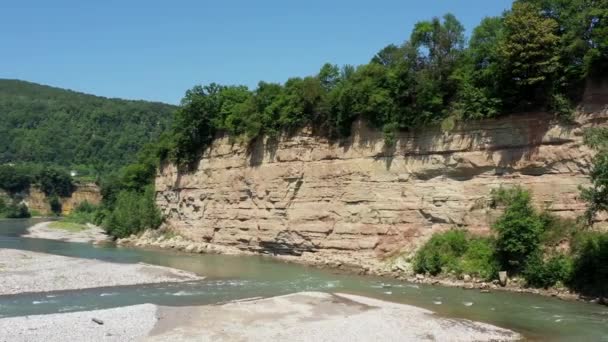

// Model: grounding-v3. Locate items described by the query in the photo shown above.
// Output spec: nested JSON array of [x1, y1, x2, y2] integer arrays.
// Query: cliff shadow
[[247, 135, 279, 167], [483, 113, 573, 173]]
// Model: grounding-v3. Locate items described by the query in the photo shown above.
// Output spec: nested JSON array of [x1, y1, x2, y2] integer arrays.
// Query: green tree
[[170, 84, 224, 167], [104, 186, 162, 238], [492, 187, 545, 272], [0, 164, 33, 193], [498, 2, 561, 108], [581, 128, 608, 224], [37, 166, 74, 197]]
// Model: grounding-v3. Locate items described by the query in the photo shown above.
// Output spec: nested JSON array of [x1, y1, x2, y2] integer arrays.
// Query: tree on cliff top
[[165, 0, 604, 168], [497, 2, 561, 108]]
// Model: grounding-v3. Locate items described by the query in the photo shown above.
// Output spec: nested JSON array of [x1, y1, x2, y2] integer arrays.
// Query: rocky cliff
[[26, 183, 102, 216], [156, 110, 607, 265]]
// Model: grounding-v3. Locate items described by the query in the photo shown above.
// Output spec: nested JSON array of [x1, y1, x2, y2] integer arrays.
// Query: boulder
[[498, 271, 508, 287]]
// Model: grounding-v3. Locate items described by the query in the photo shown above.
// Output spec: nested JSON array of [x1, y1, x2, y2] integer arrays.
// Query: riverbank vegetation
[[414, 186, 607, 296], [414, 122, 608, 298], [167, 0, 608, 167], [59, 142, 165, 238]]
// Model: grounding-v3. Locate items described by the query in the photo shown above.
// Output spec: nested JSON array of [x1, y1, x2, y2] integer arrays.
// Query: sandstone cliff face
[[156, 111, 607, 262], [26, 183, 102, 216]]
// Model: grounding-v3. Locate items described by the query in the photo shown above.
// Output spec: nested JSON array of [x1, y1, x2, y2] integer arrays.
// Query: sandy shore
[[0, 249, 202, 295], [0, 292, 521, 342], [24, 221, 110, 244]]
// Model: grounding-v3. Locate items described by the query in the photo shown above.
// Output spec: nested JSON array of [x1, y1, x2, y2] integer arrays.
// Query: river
[[1, 219, 607, 341]]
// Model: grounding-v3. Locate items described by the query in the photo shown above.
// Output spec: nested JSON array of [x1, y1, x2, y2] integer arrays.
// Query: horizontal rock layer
[[156, 111, 607, 260], [26, 183, 102, 216]]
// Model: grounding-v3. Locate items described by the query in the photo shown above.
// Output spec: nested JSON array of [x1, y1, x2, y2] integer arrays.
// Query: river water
[[1, 219, 607, 341]]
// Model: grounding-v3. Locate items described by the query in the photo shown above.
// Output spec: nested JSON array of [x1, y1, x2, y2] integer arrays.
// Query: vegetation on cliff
[[0, 164, 76, 216], [59, 142, 166, 238], [167, 0, 607, 167]]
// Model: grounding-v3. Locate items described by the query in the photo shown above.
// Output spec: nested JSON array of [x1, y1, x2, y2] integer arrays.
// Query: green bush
[[413, 230, 497, 279], [550, 93, 574, 121], [48, 195, 62, 216], [570, 232, 608, 296], [539, 212, 579, 246], [63, 201, 102, 225], [414, 230, 469, 276], [460, 237, 499, 280], [103, 186, 162, 238], [523, 253, 573, 288], [492, 187, 545, 272]]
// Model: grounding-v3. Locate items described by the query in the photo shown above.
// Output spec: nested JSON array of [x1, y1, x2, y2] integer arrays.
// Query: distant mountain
[[0, 79, 176, 174]]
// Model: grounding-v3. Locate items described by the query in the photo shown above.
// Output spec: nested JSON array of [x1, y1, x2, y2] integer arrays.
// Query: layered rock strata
[[156, 111, 607, 263]]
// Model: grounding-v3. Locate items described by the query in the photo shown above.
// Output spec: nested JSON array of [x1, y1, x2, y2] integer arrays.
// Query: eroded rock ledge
[[155, 111, 608, 264]]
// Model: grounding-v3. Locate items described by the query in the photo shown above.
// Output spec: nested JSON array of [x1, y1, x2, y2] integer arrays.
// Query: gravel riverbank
[[0, 292, 521, 342], [24, 221, 110, 244], [0, 249, 202, 295]]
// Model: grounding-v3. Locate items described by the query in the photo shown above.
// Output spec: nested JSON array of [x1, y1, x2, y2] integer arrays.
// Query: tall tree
[[498, 2, 561, 107]]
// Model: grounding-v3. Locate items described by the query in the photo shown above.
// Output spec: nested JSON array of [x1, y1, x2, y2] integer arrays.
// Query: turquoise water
[[1, 219, 607, 341]]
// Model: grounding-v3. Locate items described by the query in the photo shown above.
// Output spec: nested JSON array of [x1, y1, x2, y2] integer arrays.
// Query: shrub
[[48, 195, 62, 215], [414, 230, 468, 276], [414, 231, 500, 280], [523, 252, 573, 288], [550, 93, 574, 121], [74, 201, 98, 213], [103, 186, 162, 238], [64, 201, 102, 224], [539, 213, 578, 246], [492, 187, 545, 272], [570, 232, 608, 296], [460, 237, 499, 280]]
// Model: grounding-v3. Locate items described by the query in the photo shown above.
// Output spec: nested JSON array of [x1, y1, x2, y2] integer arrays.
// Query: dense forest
[[0, 79, 174, 219], [0, 79, 175, 175], [168, 0, 608, 166]]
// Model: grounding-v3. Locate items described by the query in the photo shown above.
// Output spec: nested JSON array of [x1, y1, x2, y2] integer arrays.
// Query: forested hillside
[[0, 79, 176, 174]]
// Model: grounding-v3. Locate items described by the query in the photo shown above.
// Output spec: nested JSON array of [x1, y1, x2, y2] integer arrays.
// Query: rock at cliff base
[[499, 271, 508, 287]]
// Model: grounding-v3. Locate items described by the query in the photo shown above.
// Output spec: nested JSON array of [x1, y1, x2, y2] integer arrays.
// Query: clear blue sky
[[1, 0, 513, 104]]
